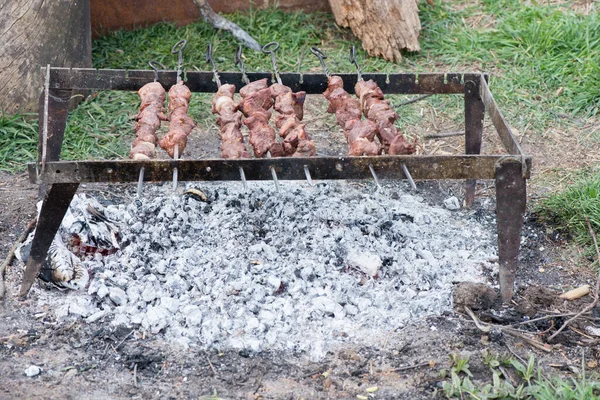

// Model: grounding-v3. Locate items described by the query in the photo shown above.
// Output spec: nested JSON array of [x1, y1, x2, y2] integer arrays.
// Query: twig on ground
[[133, 363, 138, 387], [206, 355, 217, 375], [191, 0, 261, 51], [464, 306, 552, 352], [424, 131, 463, 139], [505, 343, 526, 365], [114, 329, 134, 350], [514, 313, 578, 325], [0, 218, 36, 300], [547, 217, 600, 342], [390, 361, 431, 372]]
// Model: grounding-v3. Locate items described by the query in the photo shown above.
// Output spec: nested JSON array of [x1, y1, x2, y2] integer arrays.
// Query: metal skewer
[[313, 46, 381, 190], [263, 42, 313, 187], [137, 60, 168, 199], [233, 45, 251, 191], [309, 47, 331, 78], [259, 42, 283, 192], [171, 40, 187, 192], [350, 46, 381, 189], [209, 44, 249, 191], [368, 164, 382, 189], [172, 39, 186, 84], [351, 45, 416, 191]]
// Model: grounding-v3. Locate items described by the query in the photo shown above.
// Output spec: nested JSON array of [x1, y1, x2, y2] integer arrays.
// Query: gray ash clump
[[78, 181, 497, 359]]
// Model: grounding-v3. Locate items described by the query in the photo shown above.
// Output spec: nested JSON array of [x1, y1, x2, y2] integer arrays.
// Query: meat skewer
[[130, 60, 168, 198], [160, 39, 194, 192], [349, 46, 417, 190], [310, 46, 382, 188], [235, 46, 282, 192], [136, 60, 167, 198], [208, 44, 248, 191], [262, 42, 315, 186]]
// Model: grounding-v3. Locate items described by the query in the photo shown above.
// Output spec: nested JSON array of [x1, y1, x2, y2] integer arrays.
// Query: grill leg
[[495, 158, 526, 302], [464, 79, 484, 207], [37, 88, 71, 197], [19, 183, 79, 298]]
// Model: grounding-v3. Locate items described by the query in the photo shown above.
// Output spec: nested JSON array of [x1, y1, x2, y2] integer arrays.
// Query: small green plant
[[440, 351, 600, 400]]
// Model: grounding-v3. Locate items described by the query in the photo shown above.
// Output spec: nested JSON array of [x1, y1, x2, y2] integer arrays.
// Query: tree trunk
[[328, 0, 421, 63], [0, 0, 92, 114]]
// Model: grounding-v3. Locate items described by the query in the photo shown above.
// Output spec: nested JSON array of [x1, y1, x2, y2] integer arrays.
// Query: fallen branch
[[464, 307, 552, 352], [424, 131, 464, 139], [191, 0, 261, 51], [0, 218, 36, 300], [547, 217, 600, 342]]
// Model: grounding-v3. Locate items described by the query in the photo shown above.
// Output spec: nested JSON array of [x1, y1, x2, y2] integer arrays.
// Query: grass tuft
[[535, 169, 600, 255], [0, 113, 38, 173]]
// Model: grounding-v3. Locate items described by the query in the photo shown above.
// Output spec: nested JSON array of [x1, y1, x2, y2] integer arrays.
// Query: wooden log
[[0, 0, 92, 114], [328, 0, 421, 62]]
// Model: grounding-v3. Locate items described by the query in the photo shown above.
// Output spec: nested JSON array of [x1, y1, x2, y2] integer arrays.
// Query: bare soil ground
[[1, 91, 599, 398]]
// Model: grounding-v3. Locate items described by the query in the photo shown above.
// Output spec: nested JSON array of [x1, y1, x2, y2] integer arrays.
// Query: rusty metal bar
[[480, 76, 525, 157], [19, 183, 80, 298], [45, 67, 484, 94], [495, 157, 527, 302], [26, 155, 523, 185], [464, 77, 485, 207], [36, 88, 72, 197]]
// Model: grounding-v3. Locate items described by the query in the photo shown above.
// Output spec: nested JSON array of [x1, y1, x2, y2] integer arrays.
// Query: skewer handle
[[262, 42, 282, 85], [206, 44, 221, 88], [171, 40, 187, 84], [309, 47, 331, 78], [148, 60, 166, 83], [234, 45, 250, 85], [350, 46, 362, 81]]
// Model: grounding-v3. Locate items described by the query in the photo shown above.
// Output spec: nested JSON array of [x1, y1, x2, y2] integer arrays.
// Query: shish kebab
[[207, 44, 249, 191], [232, 46, 284, 191], [159, 40, 195, 191], [131, 60, 168, 198], [349, 46, 417, 190], [310, 47, 382, 187], [261, 42, 316, 185]]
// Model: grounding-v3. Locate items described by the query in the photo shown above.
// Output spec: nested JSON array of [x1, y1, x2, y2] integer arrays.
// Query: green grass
[[1, 2, 599, 173], [0, 113, 38, 172], [535, 169, 600, 256]]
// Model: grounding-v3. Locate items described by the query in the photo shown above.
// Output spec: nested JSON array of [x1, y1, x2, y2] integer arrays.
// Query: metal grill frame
[[20, 67, 531, 302]]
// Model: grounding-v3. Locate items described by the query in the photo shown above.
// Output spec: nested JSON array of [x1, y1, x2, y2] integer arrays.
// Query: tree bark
[[328, 0, 421, 63], [0, 0, 92, 114]]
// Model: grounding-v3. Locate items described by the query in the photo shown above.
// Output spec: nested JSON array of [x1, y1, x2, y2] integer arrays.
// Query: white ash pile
[[47, 181, 497, 358]]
